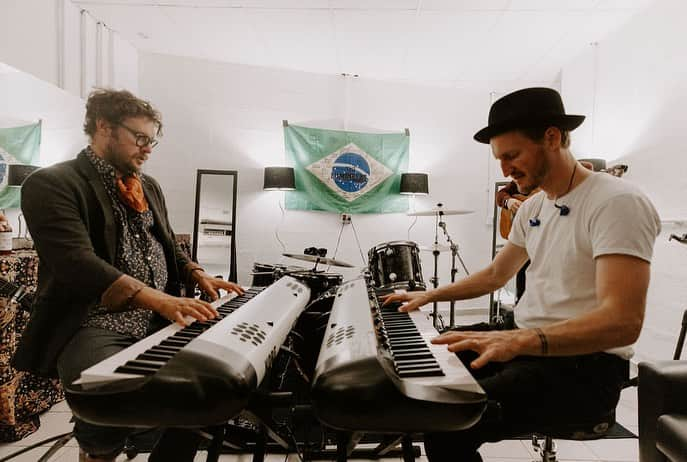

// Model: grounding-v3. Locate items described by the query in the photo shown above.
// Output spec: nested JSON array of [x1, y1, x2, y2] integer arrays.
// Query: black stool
[[530, 410, 617, 462]]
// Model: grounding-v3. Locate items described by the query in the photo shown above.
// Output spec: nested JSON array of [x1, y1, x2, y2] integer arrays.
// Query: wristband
[[534, 327, 548, 355], [127, 286, 146, 307]]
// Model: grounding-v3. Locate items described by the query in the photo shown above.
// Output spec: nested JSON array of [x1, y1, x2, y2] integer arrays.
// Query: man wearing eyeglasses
[[12, 89, 242, 462]]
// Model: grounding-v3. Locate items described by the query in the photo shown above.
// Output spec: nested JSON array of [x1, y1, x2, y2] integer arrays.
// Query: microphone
[[554, 203, 570, 216], [529, 218, 541, 227]]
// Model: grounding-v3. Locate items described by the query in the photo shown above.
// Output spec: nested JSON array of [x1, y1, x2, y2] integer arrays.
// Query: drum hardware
[[419, 243, 450, 252], [407, 208, 475, 217], [282, 252, 355, 268], [669, 233, 687, 244], [423, 203, 471, 329], [438, 211, 470, 328]]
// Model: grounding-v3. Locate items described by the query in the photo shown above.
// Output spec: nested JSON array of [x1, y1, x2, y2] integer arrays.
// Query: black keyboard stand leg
[[336, 431, 348, 462], [252, 426, 266, 462], [205, 426, 225, 462], [335, 431, 363, 462], [401, 435, 415, 462], [373, 435, 404, 457]]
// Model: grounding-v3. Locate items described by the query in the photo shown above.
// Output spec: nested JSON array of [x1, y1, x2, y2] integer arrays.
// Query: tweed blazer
[[12, 150, 189, 377]]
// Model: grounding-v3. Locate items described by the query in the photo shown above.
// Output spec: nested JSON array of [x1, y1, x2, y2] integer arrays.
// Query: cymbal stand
[[439, 214, 470, 328], [430, 209, 444, 331]]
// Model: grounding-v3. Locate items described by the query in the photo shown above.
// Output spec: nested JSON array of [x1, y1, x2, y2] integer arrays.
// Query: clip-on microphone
[[554, 203, 570, 216]]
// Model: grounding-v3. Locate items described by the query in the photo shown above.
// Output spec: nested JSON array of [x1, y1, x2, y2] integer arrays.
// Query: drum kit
[[252, 203, 473, 330], [235, 204, 474, 457]]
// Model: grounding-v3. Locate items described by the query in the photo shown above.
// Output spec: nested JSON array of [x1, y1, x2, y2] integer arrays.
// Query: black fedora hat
[[474, 87, 585, 144]]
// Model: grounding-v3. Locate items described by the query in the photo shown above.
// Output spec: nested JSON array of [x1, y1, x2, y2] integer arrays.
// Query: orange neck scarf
[[116, 175, 148, 213]]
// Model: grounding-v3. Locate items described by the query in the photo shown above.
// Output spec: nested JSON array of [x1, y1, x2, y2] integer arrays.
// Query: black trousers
[[425, 323, 628, 462], [57, 327, 202, 460]]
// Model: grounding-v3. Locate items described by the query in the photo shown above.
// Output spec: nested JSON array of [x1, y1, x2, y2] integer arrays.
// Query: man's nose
[[500, 161, 511, 177]]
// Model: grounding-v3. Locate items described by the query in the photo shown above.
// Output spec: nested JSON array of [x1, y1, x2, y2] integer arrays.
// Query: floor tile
[[0, 443, 73, 461], [50, 399, 72, 413], [584, 438, 639, 461], [479, 440, 532, 459], [13, 411, 76, 448], [619, 387, 638, 410], [522, 437, 598, 460]]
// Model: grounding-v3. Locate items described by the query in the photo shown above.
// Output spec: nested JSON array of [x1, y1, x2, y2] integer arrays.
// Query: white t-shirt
[[509, 172, 661, 359]]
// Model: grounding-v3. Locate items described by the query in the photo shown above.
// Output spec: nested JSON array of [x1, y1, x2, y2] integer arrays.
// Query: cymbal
[[407, 208, 475, 217], [282, 253, 355, 268], [419, 244, 451, 252]]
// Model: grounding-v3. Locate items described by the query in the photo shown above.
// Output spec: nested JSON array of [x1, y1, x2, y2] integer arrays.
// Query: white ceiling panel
[[160, 6, 268, 65], [332, 9, 417, 77], [71, 0, 655, 87], [402, 11, 499, 81], [420, 0, 511, 11], [82, 4, 177, 47], [508, 0, 600, 11], [329, 0, 419, 10], [249, 9, 339, 73]]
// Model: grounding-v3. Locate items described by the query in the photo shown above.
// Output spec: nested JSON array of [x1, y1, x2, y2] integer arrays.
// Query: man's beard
[[517, 146, 548, 194], [104, 138, 138, 175]]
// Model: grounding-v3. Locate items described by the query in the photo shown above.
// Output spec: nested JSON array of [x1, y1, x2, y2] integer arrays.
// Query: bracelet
[[127, 286, 146, 307], [190, 267, 206, 278], [534, 327, 548, 355]]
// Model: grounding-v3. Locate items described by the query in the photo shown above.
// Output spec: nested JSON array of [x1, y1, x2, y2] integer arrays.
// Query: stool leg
[[531, 435, 557, 462]]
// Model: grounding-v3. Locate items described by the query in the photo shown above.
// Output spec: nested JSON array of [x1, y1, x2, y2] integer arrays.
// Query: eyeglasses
[[117, 123, 158, 148], [304, 247, 328, 258]]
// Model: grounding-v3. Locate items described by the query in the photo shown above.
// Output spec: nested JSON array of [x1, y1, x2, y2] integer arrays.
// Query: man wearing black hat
[[384, 87, 660, 461]]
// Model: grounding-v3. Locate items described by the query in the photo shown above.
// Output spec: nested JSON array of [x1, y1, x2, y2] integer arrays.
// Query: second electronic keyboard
[[66, 276, 311, 427], [312, 278, 486, 433]]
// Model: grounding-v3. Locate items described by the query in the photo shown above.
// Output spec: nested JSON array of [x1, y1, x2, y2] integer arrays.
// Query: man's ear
[[95, 118, 112, 135], [544, 126, 562, 149]]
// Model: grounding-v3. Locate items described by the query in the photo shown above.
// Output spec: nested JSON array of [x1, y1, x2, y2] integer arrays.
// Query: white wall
[[0, 0, 60, 85], [139, 53, 552, 311], [0, 0, 139, 98], [561, 0, 687, 363], [0, 62, 87, 230]]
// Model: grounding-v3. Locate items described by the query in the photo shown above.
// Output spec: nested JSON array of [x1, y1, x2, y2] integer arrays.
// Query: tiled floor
[[0, 387, 639, 461]]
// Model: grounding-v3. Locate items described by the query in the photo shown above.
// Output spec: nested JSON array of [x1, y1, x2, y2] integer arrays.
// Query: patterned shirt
[[81, 148, 169, 339]]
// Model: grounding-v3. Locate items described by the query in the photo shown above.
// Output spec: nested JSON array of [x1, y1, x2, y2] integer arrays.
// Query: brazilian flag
[[0, 121, 41, 209], [284, 124, 409, 214]]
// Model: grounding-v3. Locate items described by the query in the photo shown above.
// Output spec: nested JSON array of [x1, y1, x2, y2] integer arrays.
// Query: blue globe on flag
[[331, 152, 370, 193]]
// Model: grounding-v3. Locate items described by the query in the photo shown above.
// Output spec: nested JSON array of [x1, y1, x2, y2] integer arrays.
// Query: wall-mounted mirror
[[192, 169, 238, 282]]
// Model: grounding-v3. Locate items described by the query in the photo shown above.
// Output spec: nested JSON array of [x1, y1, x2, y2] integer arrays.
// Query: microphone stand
[[439, 217, 470, 328]]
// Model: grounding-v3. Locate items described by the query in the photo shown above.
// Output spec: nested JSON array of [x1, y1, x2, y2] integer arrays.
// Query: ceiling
[[71, 0, 653, 87]]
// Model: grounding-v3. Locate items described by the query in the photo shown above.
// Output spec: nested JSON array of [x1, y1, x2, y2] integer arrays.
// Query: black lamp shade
[[400, 173, 429, 195], [263, 166, 296, 190], [578, 158, 606, 172], [7, 164, 40, 186]]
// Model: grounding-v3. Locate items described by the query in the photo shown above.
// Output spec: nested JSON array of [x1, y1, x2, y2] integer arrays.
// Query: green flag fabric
[[284, 124, 409, 214], [0, 121, 41, 209]]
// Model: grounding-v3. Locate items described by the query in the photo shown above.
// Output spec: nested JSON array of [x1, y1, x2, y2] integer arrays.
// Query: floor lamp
[[400, 172, 429, 239], [6, 164, 40, 241], [263, 167, 296, 252]]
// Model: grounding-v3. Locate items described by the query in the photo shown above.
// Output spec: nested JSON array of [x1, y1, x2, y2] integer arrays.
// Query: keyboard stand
[[331, 431, 420, 462]]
